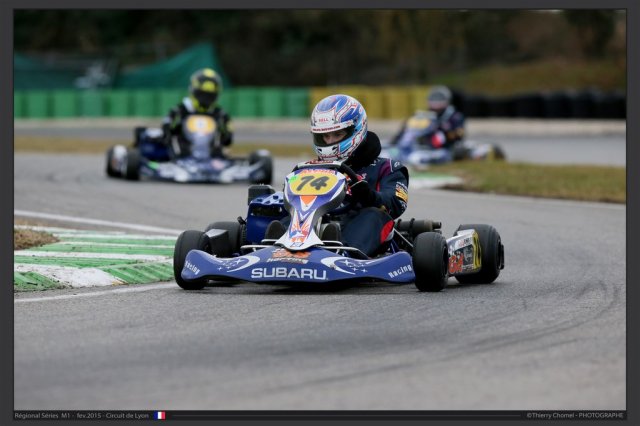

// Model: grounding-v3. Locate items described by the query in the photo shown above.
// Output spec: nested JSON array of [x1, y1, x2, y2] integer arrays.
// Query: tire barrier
[[513, 93, 545, 118], [14, 87, 625, 120], [460, 94, 490, 118], [543, 92, 572, 118], [457, 89, 625, 119], [487, 96, 517, 118]]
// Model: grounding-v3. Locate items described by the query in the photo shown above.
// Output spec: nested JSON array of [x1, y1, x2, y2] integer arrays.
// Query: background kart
[[105, 114, 273, 184], [381, 111, 506, 168], [173, 161, 505, 292]]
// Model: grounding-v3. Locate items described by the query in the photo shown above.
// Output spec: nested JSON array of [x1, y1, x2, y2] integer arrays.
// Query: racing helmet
[[310, 94, 367, 162], [427, 85, 452, 115], [189, 68, 222, 111]]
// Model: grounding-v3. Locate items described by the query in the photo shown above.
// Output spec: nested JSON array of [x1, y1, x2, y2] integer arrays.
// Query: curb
[[409, 172, 465, 189], [14, 226, 177, 291]]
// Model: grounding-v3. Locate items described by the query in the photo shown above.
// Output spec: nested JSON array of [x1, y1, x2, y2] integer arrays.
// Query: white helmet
[[427, 85, 452, 114], [310, 94, 368, 161]]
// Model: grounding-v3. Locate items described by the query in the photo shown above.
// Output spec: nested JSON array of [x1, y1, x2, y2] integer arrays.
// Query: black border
[[5, 1, 636, 425]]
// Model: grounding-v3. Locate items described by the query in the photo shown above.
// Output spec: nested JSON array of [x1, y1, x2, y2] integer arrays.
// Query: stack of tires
[[452, 89, 625, 119]]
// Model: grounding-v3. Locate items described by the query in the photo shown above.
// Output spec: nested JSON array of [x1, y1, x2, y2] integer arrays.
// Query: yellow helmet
[[189, 68, 222, 111]]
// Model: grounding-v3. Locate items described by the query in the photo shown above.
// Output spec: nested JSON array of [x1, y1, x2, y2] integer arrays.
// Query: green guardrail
[[13, 86, 433, 119], [13, 88, 311, 119]]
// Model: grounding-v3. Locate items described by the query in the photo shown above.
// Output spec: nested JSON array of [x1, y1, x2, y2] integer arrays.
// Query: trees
[[14, 10, 625, 86]]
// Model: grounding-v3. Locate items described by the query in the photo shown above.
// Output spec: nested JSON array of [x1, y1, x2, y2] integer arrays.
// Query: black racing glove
[[349, 179, 376, 207]]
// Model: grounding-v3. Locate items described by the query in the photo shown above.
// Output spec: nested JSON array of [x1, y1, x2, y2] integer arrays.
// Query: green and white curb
[[410, 171, 464, 189], [14, 226, 177, 291]]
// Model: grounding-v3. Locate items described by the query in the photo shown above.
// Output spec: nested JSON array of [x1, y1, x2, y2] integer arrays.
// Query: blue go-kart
[[106, 114, 273, 184], [173, 161, 504, 292]]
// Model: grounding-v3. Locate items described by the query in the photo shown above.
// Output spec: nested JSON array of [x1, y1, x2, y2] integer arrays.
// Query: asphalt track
[[13, 129, 626, 410]]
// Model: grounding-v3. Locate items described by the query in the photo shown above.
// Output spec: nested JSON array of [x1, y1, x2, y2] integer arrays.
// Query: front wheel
[[173, 230, 210, 290], [412, 232, 449, 292], [105, 147, 119, 177], [204, 221, 244, 256], [454, 224, 504, 284], [249, 150, 273, 185]]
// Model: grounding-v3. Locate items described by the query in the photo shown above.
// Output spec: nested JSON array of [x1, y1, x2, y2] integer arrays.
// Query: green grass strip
[[99, 261, 174, 284], [14, 271, 65, 291]]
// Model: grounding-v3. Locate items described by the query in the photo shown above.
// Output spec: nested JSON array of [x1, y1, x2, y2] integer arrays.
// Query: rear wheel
[[173, 230, 210, 290], [491, 145, 507, 160], [454, 224, 504, 284], [124, 148, 141, 180], [451, 143, 470, 161], [249, 150, 273, 185], [412, 232, 449, 292], [396, 219, 442, 241]]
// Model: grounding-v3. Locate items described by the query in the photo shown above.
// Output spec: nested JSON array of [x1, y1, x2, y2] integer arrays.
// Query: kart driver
[[391, 85, 465, 150], [266, 94, 409, 257], [161, 68, 233, 158]]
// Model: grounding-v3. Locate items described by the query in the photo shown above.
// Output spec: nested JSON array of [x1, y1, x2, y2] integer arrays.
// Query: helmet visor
[[193, 89, 218, 108], [313, 125, 355, 147], [428, 91, 450, 111]]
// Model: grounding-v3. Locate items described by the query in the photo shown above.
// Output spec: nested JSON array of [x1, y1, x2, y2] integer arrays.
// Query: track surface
[[14, 146, 625, 410]]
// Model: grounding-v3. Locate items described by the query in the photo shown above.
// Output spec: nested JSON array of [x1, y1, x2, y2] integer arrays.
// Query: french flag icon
[[156, 411, 166, 420]]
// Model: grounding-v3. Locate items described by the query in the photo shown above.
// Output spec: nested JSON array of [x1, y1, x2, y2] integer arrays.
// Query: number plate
[[288, 169, 341, 196], [185, 115, 216, 135]]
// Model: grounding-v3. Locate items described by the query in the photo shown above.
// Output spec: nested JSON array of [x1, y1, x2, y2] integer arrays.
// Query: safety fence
[[14, 87, 625, 120]]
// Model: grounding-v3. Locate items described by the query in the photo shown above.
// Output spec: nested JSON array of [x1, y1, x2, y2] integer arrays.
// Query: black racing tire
[[247, 184, 276, 205], [396, 219, 442, 238], [454, 224, 504, 284], [412, 232, 449, 292], [205, 221, 243, 255], [105, 147, 119, 177], [249, 150, 273, 185], [491, 145, 507, 161], [451, 143, 469, 161], [173, 230, 210, 290], [124, 148, 141, 180]]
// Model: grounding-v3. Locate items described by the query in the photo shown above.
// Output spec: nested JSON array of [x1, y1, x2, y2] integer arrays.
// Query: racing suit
[[337, 131, 409, 256], [161, 97, 233, 158], [434, 105, 466, 148]]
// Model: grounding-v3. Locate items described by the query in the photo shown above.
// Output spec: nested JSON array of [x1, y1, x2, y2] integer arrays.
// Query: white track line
[[14, 283, 177, 303], [14, 210, 184, 235], [15, 251, 170, 261]]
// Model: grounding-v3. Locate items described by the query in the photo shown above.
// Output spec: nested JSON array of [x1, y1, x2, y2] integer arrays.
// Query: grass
[[15, 136, 625, 203], [435, 57, 626, 96], [428, 160, 625, 203], [14, 228, 59, 250]]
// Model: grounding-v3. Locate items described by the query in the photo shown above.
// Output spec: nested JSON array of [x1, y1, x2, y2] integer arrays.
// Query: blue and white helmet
[[310, 94, 368, 161]]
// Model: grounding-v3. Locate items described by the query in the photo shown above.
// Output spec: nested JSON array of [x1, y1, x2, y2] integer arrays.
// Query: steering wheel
[[292, 161, 361, 217]]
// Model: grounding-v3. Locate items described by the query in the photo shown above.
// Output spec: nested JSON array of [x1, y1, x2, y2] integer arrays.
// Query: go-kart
[[105, 114, 273, 184], [381, 111, 506, 168], [173, 160, 505, 292]]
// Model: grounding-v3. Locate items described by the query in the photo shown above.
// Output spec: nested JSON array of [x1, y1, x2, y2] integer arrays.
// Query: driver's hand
[[431, 131, 446, 148], [349, 178, 375, 207]]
